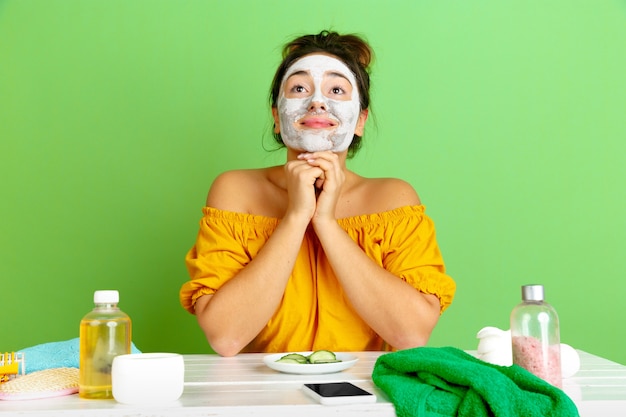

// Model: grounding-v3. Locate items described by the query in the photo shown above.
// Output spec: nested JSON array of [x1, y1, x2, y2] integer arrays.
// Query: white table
[[1, 350, 625, 416]]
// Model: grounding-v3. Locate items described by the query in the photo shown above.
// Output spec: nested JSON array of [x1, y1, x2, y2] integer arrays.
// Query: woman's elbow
[[390, 331, 432, 351], [391, 304, 441, 349], [195, 295, 244, 356], [208, 336, 244, 357], [200, 321, 247, 356]]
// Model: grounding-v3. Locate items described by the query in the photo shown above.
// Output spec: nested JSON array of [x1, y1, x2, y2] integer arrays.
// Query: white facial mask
[[277, 55, 361, 152]]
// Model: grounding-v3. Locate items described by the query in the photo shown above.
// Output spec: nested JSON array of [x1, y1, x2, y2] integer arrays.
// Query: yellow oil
[[79, 311, 131, 399]]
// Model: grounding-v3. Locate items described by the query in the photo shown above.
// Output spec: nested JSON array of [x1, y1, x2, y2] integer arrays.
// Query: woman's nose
[[308, 100, 326, 112], [309, 88, 327, 112]]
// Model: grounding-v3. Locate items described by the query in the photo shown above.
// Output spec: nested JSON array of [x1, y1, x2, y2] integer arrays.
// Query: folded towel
[[372, 346, 579, 417], [18, 338, 141, 374]]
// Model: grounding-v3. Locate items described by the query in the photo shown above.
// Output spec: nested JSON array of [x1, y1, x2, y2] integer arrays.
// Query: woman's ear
[[271, 107, 280, 133], [354, 109, 369, 136]]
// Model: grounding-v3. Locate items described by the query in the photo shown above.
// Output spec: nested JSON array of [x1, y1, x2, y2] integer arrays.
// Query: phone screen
[[304, 382, 373, 397]]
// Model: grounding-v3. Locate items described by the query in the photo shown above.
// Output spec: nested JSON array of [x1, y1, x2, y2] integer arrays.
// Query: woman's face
[[274, 54, 366, 153]]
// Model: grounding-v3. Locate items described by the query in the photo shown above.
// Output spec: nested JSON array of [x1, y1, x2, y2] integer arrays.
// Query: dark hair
[[269, 30, 373, 158]]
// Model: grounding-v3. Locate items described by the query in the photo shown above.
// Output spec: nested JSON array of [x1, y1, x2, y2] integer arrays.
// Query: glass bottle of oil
[[79, 290, 131, 399]]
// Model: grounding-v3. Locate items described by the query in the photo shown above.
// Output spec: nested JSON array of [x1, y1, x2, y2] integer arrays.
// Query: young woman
[[180, 31, 456, 357]]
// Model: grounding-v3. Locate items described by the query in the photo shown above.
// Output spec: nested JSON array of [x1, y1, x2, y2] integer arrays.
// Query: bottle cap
[[521, 284, 544, 301], [94, 290, 119, 304]]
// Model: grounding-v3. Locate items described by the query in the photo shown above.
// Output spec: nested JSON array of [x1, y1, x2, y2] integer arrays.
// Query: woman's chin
[[299, 137, 334, 152]]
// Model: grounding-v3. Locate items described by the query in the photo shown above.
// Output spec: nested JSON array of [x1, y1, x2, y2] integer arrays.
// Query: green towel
[[372, 346, 579, 417]]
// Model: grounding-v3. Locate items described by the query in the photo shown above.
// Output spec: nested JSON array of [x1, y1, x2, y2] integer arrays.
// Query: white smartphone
[[302, 382, 376, 405]]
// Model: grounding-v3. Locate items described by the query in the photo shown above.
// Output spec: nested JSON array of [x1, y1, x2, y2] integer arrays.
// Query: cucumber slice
[[274, 350, 342, 365], [308, 350, 339, 364], [276, 353, 308, 364], [275, 358, 304, 364]]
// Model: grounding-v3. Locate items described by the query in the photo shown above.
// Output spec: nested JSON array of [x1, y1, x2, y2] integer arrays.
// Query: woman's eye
[[289, 85, 307, 94], [331, 87, 344, 95]]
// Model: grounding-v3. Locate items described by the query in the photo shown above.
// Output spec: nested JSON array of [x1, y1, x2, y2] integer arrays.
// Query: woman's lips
[[298, 116, 337, 129]]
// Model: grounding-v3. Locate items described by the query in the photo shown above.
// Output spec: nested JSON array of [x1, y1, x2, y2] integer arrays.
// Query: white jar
[[112, 353, 184, 405]]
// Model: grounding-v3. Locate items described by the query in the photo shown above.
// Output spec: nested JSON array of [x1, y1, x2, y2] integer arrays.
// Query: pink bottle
[[510, 284, 562, 387]]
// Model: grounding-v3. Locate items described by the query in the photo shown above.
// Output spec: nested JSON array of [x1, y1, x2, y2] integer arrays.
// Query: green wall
[[2, 0, 625, 364]]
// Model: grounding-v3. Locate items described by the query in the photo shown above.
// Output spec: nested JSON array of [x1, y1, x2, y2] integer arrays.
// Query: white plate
[[263, 352, 358, 375]]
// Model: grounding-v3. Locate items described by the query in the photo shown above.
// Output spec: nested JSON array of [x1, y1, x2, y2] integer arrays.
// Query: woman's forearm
[[195, 214, 309, 356], [313, 219, 441, 349]]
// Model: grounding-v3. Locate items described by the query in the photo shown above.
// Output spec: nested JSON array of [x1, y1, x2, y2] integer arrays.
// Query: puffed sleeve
[[179, 207, 278, 314], [380, 206, 456, 312]]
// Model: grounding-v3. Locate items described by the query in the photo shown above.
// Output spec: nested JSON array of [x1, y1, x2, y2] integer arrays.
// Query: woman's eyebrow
[[288, 70, 308, 77], [326, 71, 351, 84]]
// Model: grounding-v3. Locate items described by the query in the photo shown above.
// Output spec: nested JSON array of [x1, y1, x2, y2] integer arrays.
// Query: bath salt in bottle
[[79, 290, 131, 399], [510, 284, 562, 387]]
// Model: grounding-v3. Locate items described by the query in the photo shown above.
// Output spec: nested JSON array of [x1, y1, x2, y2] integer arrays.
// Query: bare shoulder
[[356, 177, 421, 212], [372, 177, 421, 205], [205, 168, 272, 212]]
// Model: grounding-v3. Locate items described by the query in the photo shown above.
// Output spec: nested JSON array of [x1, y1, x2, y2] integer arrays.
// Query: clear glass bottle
[[79, 290, 131, 399], [510, 284, 562, 387]]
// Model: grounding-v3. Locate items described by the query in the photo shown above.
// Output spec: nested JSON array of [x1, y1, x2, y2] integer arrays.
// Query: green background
[[1, 0, 625, 364]]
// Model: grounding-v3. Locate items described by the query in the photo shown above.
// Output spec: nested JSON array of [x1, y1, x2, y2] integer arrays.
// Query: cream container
[[112, 353, 184, 405]]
